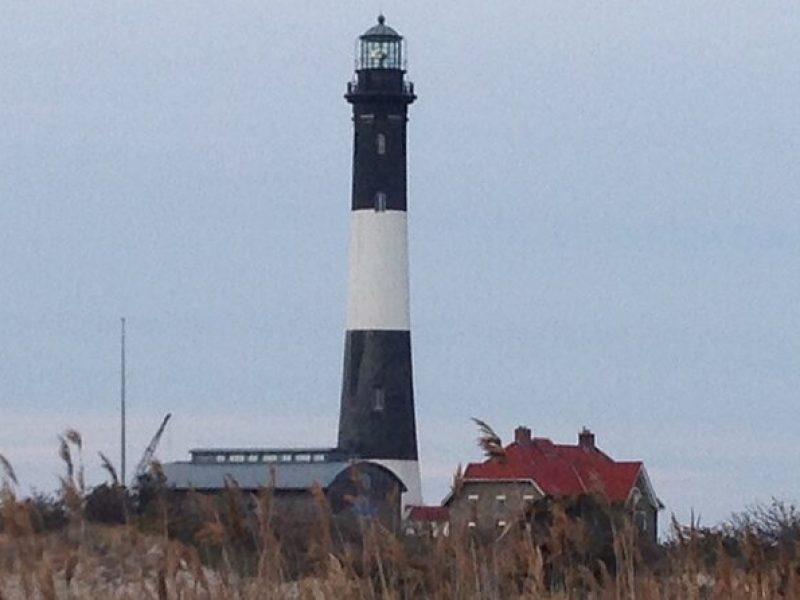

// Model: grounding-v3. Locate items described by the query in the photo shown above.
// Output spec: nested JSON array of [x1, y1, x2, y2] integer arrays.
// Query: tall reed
[[0, 437, 798, 598]]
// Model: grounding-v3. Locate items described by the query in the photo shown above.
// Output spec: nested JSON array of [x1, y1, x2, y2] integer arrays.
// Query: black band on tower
[[338, 330, 417, 460], [350, 104, 410, 212]]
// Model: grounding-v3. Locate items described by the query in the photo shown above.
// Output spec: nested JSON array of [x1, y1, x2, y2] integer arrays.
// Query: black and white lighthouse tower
[[337, 16, 421, 506]]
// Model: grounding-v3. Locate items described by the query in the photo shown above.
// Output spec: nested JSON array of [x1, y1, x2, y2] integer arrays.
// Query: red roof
[[407, 505, 450, 522], [462, 437, 642, 503]]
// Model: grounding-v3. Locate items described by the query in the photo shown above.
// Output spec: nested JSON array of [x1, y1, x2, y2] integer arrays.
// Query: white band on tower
[[346, 209, 410, 332]]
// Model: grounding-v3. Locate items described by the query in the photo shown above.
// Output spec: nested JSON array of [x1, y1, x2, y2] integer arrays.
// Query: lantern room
[[356, 15, 406, 71]]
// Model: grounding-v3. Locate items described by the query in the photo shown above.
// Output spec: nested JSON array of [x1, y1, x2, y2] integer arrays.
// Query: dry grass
[[1, 444, 799, 599]]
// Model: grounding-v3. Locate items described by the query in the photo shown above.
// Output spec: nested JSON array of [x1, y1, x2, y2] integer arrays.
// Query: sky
[[1, 2, 799, 532]]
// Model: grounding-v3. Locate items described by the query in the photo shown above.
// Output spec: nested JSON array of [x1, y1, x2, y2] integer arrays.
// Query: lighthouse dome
[[361, 15, 401, 39]]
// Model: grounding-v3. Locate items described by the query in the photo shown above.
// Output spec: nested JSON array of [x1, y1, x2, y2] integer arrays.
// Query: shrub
[[26, 491, 68, 532], [84, 483, 129, 524]]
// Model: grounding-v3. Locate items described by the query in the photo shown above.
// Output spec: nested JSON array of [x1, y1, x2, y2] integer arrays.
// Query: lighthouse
[[163, 16, 422, 523], [337, 16, 422, 507]]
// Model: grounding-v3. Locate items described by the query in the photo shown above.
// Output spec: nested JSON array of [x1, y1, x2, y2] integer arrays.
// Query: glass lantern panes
[[359, 38, 404, 70]]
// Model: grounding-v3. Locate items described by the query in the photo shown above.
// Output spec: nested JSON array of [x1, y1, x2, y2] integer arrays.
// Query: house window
[[262, 454, 278, 463], [497, 520, 507, 528], [635, 510, 648, 532], [468, 521, 476, 528], [376, 133, 386, 155], [469, 497, 479, 525], [375, 191, 387, 212], [373, 388, 385, 411], [312, 453, 327, 462]]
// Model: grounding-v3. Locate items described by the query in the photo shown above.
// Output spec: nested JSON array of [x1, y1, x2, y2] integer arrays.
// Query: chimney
[[514, 425, 532, 446], [578, 427, 595, 450]]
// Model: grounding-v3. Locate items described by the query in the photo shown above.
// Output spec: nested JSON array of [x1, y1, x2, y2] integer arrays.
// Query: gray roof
[[362, 15, 401, 39], [190, 447, 336, 455], [162, 460, 350, 491]]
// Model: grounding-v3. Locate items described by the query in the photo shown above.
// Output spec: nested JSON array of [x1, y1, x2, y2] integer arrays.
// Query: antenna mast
[[120, 317, 127, 487]]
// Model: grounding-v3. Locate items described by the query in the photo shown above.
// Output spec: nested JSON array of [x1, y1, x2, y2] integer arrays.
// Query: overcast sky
[[2, 2, 799, 530]]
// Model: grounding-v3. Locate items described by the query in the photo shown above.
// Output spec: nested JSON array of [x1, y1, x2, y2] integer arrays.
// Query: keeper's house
[[443, 426, 663, 543]]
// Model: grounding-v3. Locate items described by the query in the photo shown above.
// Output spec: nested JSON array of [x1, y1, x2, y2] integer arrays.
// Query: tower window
[[375, 191, 387, 212], [376, 133, 386, 155], [373, 388, 385, 411]]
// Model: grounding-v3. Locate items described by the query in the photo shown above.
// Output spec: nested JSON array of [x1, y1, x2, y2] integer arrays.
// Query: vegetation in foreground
[[1, 433, 799, 599]]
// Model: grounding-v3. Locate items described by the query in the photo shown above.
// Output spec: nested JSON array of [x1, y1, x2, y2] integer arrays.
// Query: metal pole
[[121, 317, 126, 487]]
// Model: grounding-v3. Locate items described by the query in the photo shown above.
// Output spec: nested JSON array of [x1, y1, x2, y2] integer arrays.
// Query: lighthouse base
[[370, 458, 422, 508]]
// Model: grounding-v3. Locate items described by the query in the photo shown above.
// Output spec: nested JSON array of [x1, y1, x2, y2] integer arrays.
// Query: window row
[[468, 494, 535, 502], [206, 452, 328, 464], [467, 520, 508, 529]]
